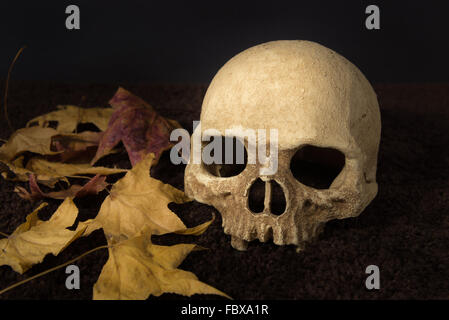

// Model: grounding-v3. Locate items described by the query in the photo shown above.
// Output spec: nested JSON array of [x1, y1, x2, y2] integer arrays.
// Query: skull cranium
[[184, 40, 381, 251]]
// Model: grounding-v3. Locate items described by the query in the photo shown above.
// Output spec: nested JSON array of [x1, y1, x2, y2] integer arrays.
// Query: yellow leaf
[[0, 198, 86, 274], [26, 157, 126, 179], [85, 153, 188, 241], [26, 105, 114, 133], [1, 155, 125, 188], [0, 127, 60, 161], [0, 124, 123, 187], [1, 156, 68, 187], [175, 213, 215, 236], [93, 231, 229, 300]]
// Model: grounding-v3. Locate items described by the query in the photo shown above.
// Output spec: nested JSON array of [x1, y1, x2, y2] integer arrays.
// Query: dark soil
[[0, 81, 448, 300]]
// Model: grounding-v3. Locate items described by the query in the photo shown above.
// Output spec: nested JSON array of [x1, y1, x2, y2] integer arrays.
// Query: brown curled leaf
[[49, 131, 102, 163], [15, 174, 108, 201]]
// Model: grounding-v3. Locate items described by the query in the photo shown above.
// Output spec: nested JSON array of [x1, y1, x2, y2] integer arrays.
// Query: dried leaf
[[93, 230, 229, 300], [50, 131, 102, 162], [26, 157, 126, 180], [15, 174, 108, 201], [2, 157, 123, 188], [0, 199, 86, 274], [27, 105, 114, 133], [85, 153, 188, 241], [0, 156, 36, 181], [0, 100, 223, 298], [175, 213, 215, 236], [52, 131, 101, 151], [0, 156, 68, 187], [91, 87, 181, 166], [0, 125, 121, 187], [0, 127, 60, 161]]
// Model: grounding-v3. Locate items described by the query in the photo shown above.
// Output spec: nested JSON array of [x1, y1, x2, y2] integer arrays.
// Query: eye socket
[[290, 145, 345, 189], [202, 136, 247, 177]]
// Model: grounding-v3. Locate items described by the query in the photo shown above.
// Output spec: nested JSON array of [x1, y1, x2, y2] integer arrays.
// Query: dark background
[[1, 1, 449, 301], [0, 0, 448, 83]]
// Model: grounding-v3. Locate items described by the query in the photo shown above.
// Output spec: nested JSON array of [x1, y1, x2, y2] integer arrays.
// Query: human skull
[[184, 40, 381, 251]]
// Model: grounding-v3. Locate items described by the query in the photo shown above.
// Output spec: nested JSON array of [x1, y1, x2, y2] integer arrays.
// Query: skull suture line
[[184, 40, 381, 251]]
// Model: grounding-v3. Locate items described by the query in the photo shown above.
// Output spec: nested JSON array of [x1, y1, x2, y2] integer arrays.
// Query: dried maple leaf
[[93, 230, 229, 300], [91, 87, 181, 166], [50, 131, 102, 162], [85, 153, 188, 242], [1, 157, 124, 188], [0, 124, 123, 187], [26, 105, 114, 133], [1, 153, 226, 299], [15, 174, 108, 201], [0, 127, 60, 161], [26, 157, 126, 180], [0, 199, 86, 274], [0, 156, 39, 183], [174, 214, 215, 236]]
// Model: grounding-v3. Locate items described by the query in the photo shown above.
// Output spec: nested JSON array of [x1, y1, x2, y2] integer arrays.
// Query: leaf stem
[[3, 46, 26, 133], [0, 231, 9, 238], [0, 244, 109, 296]]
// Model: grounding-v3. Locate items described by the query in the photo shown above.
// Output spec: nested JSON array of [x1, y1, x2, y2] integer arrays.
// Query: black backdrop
[[0, 0, 448, 84]]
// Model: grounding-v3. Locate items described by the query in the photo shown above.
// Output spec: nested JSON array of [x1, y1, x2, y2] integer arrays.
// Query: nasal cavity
[[248, 178, 286, 215], [248, 178, 265, 213], [270, 180, 286, 215]]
